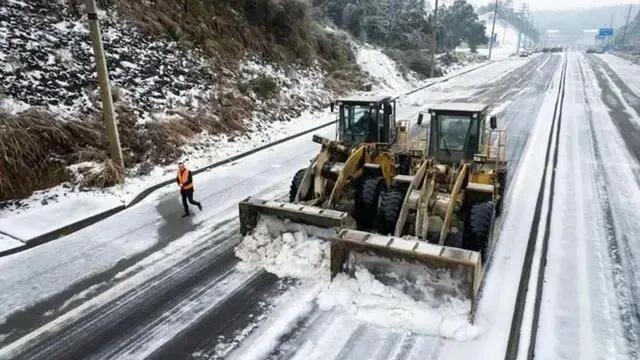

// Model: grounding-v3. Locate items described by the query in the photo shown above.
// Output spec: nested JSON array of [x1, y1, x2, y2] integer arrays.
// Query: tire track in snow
[[1, 231, 243, 359]]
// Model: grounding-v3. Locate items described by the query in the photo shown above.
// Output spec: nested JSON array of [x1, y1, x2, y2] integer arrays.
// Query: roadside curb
[[0, 59, 500, 258]]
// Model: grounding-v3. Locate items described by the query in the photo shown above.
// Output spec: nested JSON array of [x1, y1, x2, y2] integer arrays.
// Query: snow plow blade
[[239, 197, 357, 235], [330, 229, 483, 321]]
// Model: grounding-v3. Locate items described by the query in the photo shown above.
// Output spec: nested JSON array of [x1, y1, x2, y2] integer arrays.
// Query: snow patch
[[0, 97, 29, 115], [356, 44, 420, 94]]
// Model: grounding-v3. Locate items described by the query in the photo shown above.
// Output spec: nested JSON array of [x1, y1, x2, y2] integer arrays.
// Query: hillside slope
[[479, 12, 531, 57], [0, 0, 363, 201], [0, 0, 422, 211]]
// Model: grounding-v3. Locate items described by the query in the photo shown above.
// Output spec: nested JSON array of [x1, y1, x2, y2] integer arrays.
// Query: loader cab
[[427, 103, 490, 164], [332, 96, 396, 147]]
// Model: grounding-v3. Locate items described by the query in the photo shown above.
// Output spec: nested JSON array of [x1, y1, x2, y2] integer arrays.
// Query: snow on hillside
[[477, 13, 531, 58], [0, 2, 422, 223], [0, 0, 216, 120], [0, 0, 332, 124], [356, 44, 420, 94]]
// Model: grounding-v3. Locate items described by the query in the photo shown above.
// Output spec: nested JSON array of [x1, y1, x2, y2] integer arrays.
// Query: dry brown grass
[[0, 110, 102, 200], [0, 96, 254, 201]]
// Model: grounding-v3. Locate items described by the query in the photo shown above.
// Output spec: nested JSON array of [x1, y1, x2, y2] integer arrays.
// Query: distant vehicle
[[586, 48, 596, 54], [519, 50, 531, 57]]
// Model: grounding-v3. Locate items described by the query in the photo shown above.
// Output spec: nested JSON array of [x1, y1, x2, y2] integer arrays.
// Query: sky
[[468, 0, 640, 11]]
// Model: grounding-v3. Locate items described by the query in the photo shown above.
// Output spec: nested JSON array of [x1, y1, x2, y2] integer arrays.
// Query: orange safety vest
[[178, 168, 193, 190]]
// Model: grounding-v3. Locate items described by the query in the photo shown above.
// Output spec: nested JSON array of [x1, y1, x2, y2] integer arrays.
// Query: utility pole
[[85, 0, 124, 174], [516, 3, 527, 54], [488, 0, 499, 60], [608, 11, 616, 49], [523, 9, 530, 49], [430, 0, 439, 78], [621, 4, 633, 48]]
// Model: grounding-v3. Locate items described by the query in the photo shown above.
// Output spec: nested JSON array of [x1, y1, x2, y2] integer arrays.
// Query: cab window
[[341, 105, 372, 143], [438, 115, 472, 151]]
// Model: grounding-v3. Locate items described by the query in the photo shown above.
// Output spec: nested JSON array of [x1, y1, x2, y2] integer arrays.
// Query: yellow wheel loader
[[330, 103, 508, 321], [239, 95, 425, 236]]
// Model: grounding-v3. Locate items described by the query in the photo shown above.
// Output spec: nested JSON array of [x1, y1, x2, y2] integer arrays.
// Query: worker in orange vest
[[176, 162, 202, 217]]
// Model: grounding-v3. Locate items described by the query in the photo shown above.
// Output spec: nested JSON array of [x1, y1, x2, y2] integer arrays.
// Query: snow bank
[[356, 44, 420, 94], [236, 216, 481, 340], [319, 268, 479, 340]]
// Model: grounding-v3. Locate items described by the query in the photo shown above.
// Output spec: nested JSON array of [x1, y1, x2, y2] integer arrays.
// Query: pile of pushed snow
[[235, 216, 336, 279], [356, 44, 420, 94], [319, 267, 480, 340], [236, 216, 481, 339]]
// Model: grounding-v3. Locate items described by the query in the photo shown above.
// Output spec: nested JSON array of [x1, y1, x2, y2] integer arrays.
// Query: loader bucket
[[239, 197, 357, 236], [330, 229, 483, 322]]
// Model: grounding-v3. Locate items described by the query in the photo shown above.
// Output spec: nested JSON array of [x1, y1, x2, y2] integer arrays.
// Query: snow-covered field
[[355, 44, 421, 94], [0, 0, 333, 222], [0, 0, 216, 118]]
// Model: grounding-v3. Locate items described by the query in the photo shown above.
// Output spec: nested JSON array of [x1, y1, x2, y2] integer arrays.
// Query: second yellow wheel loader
[[330, 103, 508, 320]]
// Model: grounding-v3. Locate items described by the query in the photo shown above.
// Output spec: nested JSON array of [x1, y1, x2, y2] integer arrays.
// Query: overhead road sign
[[598, 28, 614, 37]]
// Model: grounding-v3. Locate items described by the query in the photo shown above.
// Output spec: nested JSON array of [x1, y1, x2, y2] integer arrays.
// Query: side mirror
[[417, 113, 424, 125], [490, 116, 497, 129], [330, 102, 335, 113]]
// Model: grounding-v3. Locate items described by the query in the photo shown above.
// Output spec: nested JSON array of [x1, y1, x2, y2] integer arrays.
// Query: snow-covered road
[[532, 53, 640, 359], [5, 53, 624, 360]]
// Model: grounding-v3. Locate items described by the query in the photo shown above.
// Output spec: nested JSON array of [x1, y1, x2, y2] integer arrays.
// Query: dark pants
[[181, 188, 201, 214]]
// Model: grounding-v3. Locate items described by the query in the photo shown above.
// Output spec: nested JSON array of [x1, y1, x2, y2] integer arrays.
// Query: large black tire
[[289, 169, 308, 202], [495, 170, 507, 216], [354, 177, 385, 229], [376, 187, 405, 235], [463, 201, 495, 261]]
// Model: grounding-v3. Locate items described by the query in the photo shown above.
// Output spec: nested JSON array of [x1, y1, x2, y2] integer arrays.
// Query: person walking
[[176, 162, 202, 217]]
